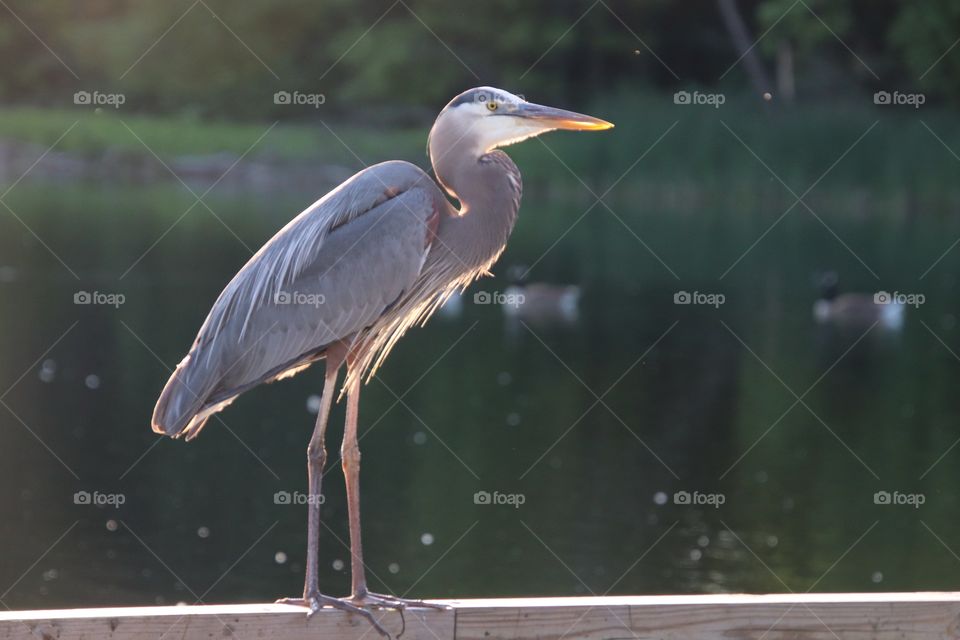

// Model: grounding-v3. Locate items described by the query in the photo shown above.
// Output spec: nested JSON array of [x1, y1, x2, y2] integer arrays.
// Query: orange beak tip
[[557, 118, 615, 131]]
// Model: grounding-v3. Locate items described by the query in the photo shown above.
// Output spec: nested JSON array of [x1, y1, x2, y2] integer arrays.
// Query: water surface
[[1, 159, 959, 609]]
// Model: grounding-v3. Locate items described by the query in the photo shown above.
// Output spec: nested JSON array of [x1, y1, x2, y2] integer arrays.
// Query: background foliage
[[0, 0, 957, 119]]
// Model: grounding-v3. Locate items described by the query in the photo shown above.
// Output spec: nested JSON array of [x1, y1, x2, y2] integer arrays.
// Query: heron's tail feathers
[[152, 353, 229, 441]]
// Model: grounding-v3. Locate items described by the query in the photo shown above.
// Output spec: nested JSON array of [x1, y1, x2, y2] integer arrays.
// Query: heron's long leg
[[276, 346, 392, 632], [339, 367, 448, 613], [342, 373, 368, 598], [302, 345, 346, 599]]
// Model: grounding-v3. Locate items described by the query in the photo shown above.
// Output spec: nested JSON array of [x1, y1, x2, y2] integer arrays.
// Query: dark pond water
[[2, 159, 960, 610]]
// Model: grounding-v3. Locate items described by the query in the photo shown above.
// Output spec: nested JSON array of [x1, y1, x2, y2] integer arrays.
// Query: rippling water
[[1, 173, 959, 609]]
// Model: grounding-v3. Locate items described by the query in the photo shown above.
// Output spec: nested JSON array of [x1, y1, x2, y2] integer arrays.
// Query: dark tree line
[[0, 0, 956, 118]]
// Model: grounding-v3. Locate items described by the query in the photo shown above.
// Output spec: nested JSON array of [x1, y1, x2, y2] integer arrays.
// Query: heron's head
[[429, 87, 613, 161]]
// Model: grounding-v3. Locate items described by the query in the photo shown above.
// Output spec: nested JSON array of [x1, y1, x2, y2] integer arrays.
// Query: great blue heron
[[151, 86, 612, 634]]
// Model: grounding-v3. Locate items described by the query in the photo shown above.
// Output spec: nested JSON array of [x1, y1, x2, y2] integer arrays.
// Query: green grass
[[0, 106, 426, 165], [2, 92, 960, 200], [511, 90, 960, 195]]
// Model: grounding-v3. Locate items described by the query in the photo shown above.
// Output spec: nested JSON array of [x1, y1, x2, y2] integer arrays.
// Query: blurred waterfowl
[[813, 271, 904, 330], [502, 264, 581, 327], [150, 87, 612, 637]]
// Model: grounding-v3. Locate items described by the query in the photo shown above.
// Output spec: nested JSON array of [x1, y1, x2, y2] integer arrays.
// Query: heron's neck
[[432, 150, 522, 271]]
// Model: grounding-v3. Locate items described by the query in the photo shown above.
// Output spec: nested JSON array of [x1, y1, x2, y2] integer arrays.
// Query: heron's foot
[[350, 590, 449, 610], [276, 593, 392, 638]]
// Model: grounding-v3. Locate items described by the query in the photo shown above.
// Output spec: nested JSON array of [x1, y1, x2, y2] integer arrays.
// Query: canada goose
[[813, 272, 904, 330], [502, 265, 581, 326]]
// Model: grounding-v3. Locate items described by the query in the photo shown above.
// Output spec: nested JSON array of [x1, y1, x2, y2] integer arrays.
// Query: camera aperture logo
[[873, 90, 924, 109], [674, 290, 725, 308], [873, 291, 924, 308], [674, 490, 725, 508], [74, 90, 125, 109], [473, 290, 525, 307], [274, 290, 326, 308], [673, 90, 725, 108], [74, 490, 125, 508], [274, 91, 326, 108], [473, 490, 525, 508], [74, 290, 125, 308], [274, 490, 325, 505], [874, 490, 924, 508]]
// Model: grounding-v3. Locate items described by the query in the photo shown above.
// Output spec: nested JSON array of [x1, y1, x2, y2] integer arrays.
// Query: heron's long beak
[[513, 102, 614, 131]]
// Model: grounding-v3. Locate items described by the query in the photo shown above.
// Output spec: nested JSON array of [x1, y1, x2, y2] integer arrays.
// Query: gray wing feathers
[[223, 194, 430, 383], [206, 160, 429, 343], [152, 160, 438, 437]]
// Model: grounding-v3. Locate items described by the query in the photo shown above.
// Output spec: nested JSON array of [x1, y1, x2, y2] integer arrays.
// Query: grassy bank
[[1, 92, 959, 197], [0, 106, 426, 166]]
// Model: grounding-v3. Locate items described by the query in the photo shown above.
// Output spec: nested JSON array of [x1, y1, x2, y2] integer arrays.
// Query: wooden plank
[[453, 594, 960, 639], [0, 603, 453, 640], [1, 594, 959, 639]]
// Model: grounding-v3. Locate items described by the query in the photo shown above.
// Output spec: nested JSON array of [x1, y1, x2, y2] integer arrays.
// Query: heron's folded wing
[[191, 161, 442, 390]]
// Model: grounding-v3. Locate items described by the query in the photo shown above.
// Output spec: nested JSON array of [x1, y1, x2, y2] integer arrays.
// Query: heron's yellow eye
[[486, 101, 498, 111]]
